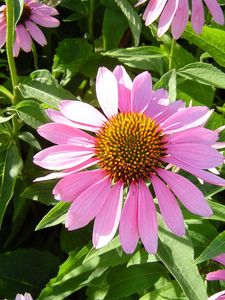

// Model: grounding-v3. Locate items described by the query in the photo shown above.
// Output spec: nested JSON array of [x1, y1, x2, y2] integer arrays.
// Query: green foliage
[[1, 0, 225, 299]]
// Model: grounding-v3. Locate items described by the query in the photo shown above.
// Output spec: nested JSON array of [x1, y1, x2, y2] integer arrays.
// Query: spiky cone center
[[2, 4, 31, 23], [95, 112, 166, 184]]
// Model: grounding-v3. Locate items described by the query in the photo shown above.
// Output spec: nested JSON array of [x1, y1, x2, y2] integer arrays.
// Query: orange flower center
[[18, 4, 31, 24], [95, 112, 166, 183]]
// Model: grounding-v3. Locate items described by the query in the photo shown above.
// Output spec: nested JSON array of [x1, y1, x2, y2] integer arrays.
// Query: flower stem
[[32, 43, 39, 70], [169, 38, 176, 70], [89, 0, 94, 42], [5, 0, 18, 100]]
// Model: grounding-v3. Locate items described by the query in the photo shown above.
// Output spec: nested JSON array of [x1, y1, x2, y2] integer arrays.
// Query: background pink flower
[[136, 0, 224, 39], [207, 254, 225, 299], [34, 65, 225, 254], [0, 0, 59, 56]]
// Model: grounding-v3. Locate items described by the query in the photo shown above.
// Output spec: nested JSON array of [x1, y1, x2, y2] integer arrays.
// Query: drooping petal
[[93, 181, 123, 248], [131, 71, 152, 112], [167, 127, 218, 145], [30, 14, 60, 28], [157, 168, 212, 216], [208, 290, 225, 300], [161, 106, 212, 134], [204, 0, 224, 25], [213, 254, 225, 266], [53, 169, 105, 201], [164, 156, 225, 186], [144, 0, 167, 25], [157, 0, 179, 37], [59, 100, 107, 131], [0, 24, 6, 48], [191, 0, 205, 34], [37, 123, 95, 147], [119, 182, 139, 254], [96, 67, 118, 118], [34, 157, 98, 182], [33, 144, 94, 170], [25, 20, 47, 46], [16, 24, 32, 53], [113, 65, 132, 112], [171, 0, 189, 39], [66, 176, 111, 230], [151, 174, 185, 236], [138, 180, 158, 254], [166, 143, 224, 169], [206, 270, 225, 281]]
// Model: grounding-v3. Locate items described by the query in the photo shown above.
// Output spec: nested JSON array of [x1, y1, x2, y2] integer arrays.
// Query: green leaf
[[16, 100, 48, 129], [0, 143, 23, 228], [194, 231, 225, 265], [103, 8, 128, 50], [0, 248, 59, 298], [168, 69, 177, 102], [21, 181, 57, 205], [139, 281, 186, 300], [157, 218, 208, 300], [18, 70, 75, 108], [103, 46, 166, 74], [14, 0, 24, 26], [87, 263, 168, 300], [35, 202, 70, 230], [177, 62, 225, 89], [19, 131, 41, 150], [114, 0, 142, 47], [183, 24, 225, 67], [0, 114, 16, 123]]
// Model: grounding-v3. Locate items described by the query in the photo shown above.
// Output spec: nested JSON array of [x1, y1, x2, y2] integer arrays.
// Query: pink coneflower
[[0, 0, 59, 57], [34, 65, 225, 254], [136, 0, 224, 39], [15, 293, 33, 300]]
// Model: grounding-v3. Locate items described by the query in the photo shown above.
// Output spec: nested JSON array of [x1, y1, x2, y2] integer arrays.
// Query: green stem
[[89, 0, 94, 42], [32, 43, 39, 70], [0, 85, 14, 102], [169, 39, 176, 70], [5, 0, 20, 139], [5, 0, 18, 100]]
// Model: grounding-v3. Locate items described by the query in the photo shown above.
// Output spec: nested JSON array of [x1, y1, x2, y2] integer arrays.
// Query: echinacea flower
[[15, 293, 33, 300], [34, 65, 225, 254], [206, 254, 225, 300], [136, 0, 224, 39], [0, 0, 59, 57]]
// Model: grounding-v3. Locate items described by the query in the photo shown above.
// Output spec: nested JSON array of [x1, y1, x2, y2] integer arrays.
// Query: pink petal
[[113, 65, 132, 112], [144, 0, 167, 25], [0, 24, 6, 48], [206, 270, 225, 281], [157, 0, 179, 37], [191, 0, 205, 34], [151, 100, 185, 123], [138, 180, 158, 254], [167, 127, 218, 145], [213, 254, 225, 266], [204, 0, 224, 25], [33, 144, 94, 170], [59, 100, 106, 131], [30, 14, 59, 28], [119, 182, 139, 254], [37, 123, 95, 147], [164, 156, 225, 186], [208, 290, 225, 300], [65, 176, 111, 230], [93, 181, 123, 248], [96, 67, 118, 118], [30, 3, 59, 16], [161, 106, 213, 134], [171, 0, 189, 39], [157, 168, 212, 216], [53, 169, 105, 201], [151, 174, 185, 236], [131, 71, 153, 113], [16, 24, 32, 53], [166, 143, 224, 169], [34, 157, 98, 182], [25, 20, 47, 46]]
